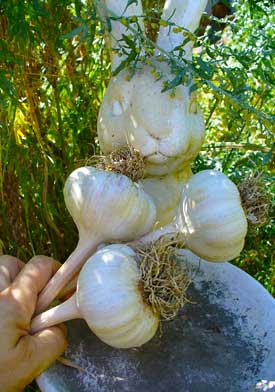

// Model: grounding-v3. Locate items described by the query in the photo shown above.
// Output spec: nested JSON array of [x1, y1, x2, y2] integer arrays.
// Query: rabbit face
[[97, 65, 205, 176]]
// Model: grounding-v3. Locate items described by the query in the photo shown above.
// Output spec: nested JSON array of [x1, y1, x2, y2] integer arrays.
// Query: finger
[[15, 325, 67, 388], [10, 256, 61, 318], [0, 256, 25, 291]]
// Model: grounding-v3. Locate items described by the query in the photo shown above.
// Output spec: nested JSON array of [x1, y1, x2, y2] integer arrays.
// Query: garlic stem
[[129, 222, 179, 248], [36, 237, 100, 314], [31, 294, 80, 334], [51, 223, 181, 302]]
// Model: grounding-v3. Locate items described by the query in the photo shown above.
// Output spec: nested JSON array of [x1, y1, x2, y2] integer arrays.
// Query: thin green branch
[[202, 142, 270, 153]]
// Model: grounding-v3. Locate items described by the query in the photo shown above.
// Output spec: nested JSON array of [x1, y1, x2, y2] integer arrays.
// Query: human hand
[[0, 255, 68, 392]]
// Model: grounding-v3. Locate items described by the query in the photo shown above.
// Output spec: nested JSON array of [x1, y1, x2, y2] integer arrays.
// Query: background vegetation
[[0, 1, 274, 389]]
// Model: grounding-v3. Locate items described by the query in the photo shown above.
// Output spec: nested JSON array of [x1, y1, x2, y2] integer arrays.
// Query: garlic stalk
[[32, 245, 159, 349], [36, 167, 156, 313], [131, 170, 248, 262]]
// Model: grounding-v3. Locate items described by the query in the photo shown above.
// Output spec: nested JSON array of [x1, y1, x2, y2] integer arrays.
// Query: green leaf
[[124, 0, 138, 12], [263, 145, 275, 165], [31, 0, 49, 17], [196, 57, 214, 80], [161, 69, 185, 92], [74, 0, 82, 17], [106, 16, 112, 32], [0, 70, 13, 91], [112, 49, 137, 76], [62, 25, 84, 40], [121, 34, 136, 49]]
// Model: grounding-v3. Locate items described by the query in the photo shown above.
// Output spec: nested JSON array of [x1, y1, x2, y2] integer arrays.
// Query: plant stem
[[129, 222, 178, 248], [31, 294, 80, 334], [202, 142, 270, 153], [35, 237, 100, 314]]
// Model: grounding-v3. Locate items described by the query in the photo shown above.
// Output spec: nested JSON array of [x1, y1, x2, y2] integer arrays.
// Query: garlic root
[[237, 173, 272, 229]]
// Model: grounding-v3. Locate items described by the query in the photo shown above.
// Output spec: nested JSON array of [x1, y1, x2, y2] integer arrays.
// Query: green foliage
[[0, 0, 109, 261]]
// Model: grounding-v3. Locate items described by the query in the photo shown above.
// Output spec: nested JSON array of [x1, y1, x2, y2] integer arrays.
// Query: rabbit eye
[[111, 100, 124, 116], [111, 97, 129, 116]]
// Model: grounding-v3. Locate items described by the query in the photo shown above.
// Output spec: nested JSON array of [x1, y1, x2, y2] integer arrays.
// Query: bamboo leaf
[[62, 25, 84, 40], [124, 0, 138, 12]]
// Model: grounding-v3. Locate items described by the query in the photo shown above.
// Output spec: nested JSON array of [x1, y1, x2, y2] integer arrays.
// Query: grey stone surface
[[37, 250, 275, 392]]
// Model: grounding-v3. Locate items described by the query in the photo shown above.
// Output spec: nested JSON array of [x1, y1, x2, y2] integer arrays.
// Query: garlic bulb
[[36, 167, 156, 313], [98, 64, 205, 176], [177, 170, 248, 262], [131, 170, 248, 262], [31, 244, 159, 349], [140, 164, 192, 227]]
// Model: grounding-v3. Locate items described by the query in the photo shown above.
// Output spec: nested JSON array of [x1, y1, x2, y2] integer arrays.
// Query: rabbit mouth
[[145, 151, 175, 164]]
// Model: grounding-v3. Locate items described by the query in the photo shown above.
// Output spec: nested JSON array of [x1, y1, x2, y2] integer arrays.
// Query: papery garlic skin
[[140, 164, 193, 227], [177, 170, 248, 262], [36, 167, 157, 314], [97, 65, 205, 176], [64, 166, 157, 242], [77, 244, 159, 348]]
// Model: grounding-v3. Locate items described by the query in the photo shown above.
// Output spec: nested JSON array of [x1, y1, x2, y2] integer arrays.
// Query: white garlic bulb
[[177, 170, 248, 262], [36, 167, 156, 313], [31, 244, 159, 349], [64, 166, 156, 242], [131, 170, 248, 262]]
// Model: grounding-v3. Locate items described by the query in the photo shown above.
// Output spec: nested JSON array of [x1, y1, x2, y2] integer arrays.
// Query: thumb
[[16, 325, 67, 386]]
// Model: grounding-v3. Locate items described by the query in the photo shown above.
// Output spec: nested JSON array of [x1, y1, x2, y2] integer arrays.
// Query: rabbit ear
[[157, 0, 208, 58], [98, 0, 145, 71]]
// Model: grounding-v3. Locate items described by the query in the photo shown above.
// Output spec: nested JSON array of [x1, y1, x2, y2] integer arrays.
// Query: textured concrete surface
[[37, 250, 275, 392]]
